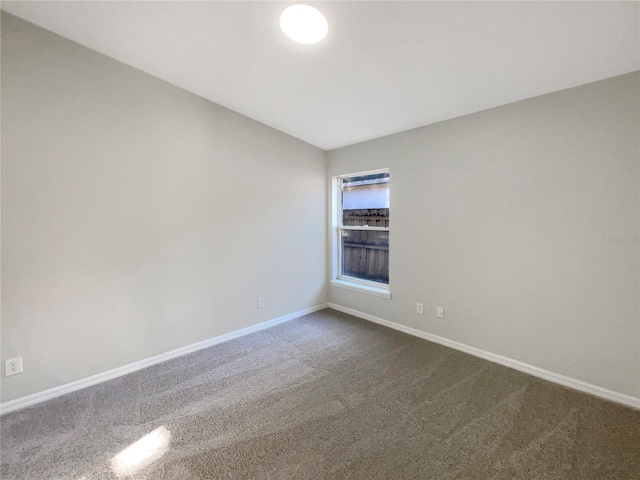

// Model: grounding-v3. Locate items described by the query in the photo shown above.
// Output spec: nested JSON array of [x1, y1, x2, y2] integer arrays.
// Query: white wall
[[1, 13, 327, 403], [328, 72, 640, 399]]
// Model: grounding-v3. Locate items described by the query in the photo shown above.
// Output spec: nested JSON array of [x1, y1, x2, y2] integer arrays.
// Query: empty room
[[1, 1, 638, 479]]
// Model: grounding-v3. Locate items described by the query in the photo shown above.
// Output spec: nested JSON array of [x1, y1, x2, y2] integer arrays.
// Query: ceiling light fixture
[[280, 5, 328, 44]]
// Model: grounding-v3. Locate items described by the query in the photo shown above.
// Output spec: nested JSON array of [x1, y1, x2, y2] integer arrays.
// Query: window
[[331, 170, 390, 299]]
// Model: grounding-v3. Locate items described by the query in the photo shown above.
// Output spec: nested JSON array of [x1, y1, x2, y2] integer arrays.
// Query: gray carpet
[[1, 309, 638, 479]]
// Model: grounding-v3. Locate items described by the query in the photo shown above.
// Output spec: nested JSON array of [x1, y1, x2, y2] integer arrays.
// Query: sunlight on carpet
[[111, 426, 171, 477]]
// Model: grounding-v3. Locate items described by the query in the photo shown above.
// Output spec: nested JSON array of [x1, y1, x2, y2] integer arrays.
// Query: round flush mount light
[[280, 5, 328, 44]]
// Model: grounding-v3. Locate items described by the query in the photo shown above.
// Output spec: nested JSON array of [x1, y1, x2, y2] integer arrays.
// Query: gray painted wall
[[1, 13, 327, 403], [2, 11, 638, 405], [328, 72, 640, 398]]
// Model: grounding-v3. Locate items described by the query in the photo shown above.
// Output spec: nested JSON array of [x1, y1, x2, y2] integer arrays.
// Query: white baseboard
[[328, 303, 640, 410], [0, 303, 328, 416]]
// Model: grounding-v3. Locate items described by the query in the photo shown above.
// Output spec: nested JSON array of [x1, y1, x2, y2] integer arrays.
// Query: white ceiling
[[2, 1, 639, 150]]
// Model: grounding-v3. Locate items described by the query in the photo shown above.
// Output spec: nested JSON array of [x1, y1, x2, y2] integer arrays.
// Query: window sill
[[330, 279, 391, 300]]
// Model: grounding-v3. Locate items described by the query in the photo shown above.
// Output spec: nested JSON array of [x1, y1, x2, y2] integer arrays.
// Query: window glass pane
[[341, 230, 389, 283], [342, 173, 389, 227], [343, 207, 389, 227]]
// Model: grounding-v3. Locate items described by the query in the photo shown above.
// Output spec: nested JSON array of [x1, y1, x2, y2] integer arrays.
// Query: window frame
[[330, 169, 391, 300]]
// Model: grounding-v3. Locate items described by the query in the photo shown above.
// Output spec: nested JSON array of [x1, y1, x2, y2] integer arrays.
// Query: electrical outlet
[[5, 357, 23, 376], [257, 297, 265, 309], [416, 303, 424, 314], [437, 306, 445, 319]]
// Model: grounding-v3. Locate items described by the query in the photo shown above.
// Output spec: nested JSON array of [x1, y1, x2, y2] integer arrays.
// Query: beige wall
[[328, 72, 640, 399], [1, 13, 327, 403]]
